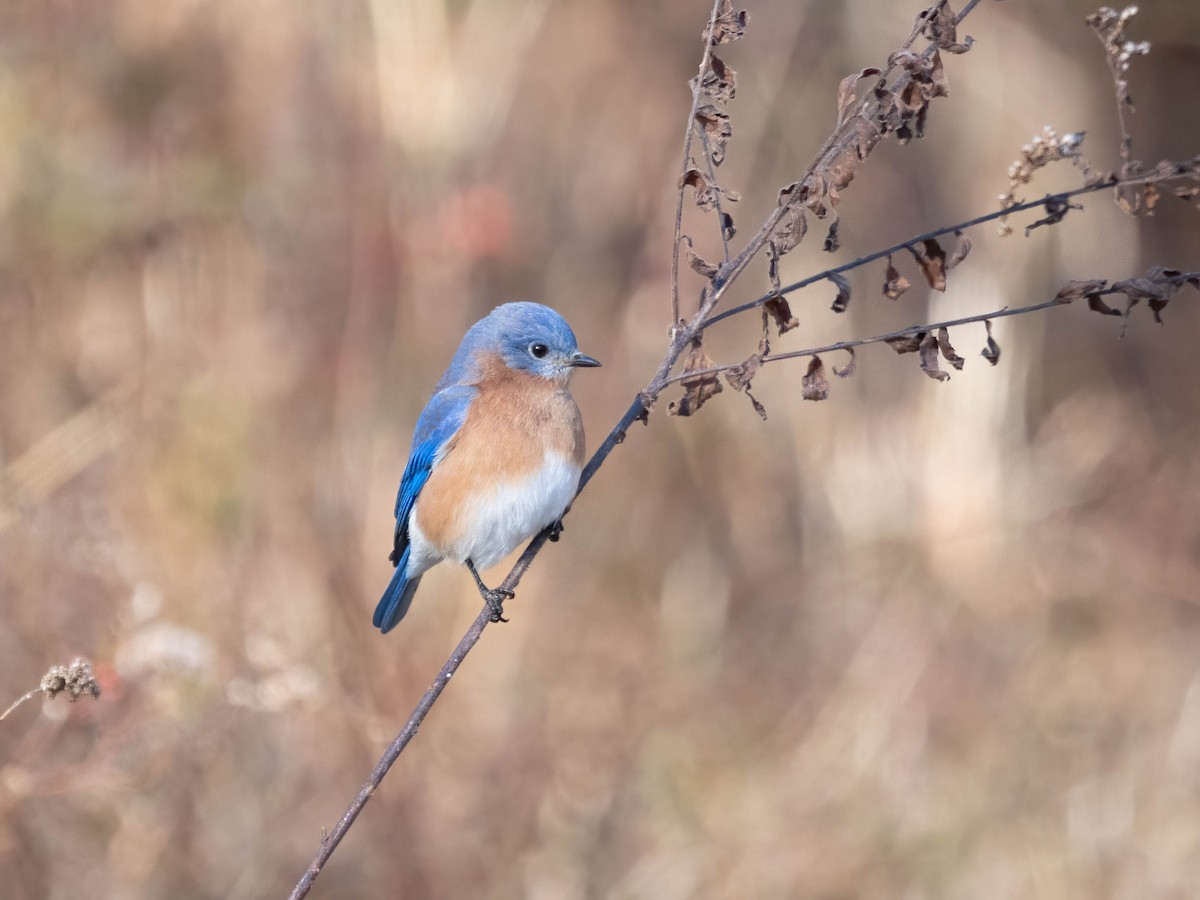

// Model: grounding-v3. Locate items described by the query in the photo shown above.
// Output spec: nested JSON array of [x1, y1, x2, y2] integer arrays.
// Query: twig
[[671, 0, 728, 334], [703, 165, 1194, 329], [667, 299, 1052, 386], [0, 689, 43, 723]]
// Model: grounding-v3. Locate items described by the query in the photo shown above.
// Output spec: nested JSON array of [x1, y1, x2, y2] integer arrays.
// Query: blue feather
[[374, 546, 423, 632], [377, 385, 475, 630]]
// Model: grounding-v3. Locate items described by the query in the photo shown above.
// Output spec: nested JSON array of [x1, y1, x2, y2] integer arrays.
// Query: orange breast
[[414, 354, 585, 552]]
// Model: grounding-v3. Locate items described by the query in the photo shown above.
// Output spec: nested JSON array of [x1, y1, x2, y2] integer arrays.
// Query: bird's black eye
[[529, 342, 549, 359]]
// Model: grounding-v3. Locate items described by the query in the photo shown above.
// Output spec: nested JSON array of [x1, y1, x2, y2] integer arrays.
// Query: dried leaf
[[909, 239, 947, 292], [680, 168, 719, 211], [764, 297, 799, 335], [921, 3, 973, 54], [836, 67, 882, 126], [919, 332, 950, 382], [936, 327, 965, 371], [725, 339, 769, 420], [946, 230, 971, 271], [681, 236, 719, 280], [829, 272, 852, 313], [1054, 279, 1108, 304], [824, 219, 841, 253], [883, 255, 910, 300], [695, 104, 732, 166], [1024, 196, 1081, 235], [697, 54, 737, 105], [669, 341, 723, 416], [724, 340, 766, 392], [886, 332, 926, 354], [1087, 294, 1123, 317], [773, 206, 808, 255], [720, 212, 736, 241], [801, 355, 830, 401], [981, 320, 1001, 366], [833, 348, 856, 378], [746, 392, 768, 420], [1144, 183, 1160, 213], [710, 0, 749, 45]]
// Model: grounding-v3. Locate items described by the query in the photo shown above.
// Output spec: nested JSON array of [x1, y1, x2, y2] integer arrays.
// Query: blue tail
[[374, 549, 422, 633]]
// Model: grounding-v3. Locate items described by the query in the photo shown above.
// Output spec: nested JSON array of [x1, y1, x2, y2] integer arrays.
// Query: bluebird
[[374, 302, 600, 632]]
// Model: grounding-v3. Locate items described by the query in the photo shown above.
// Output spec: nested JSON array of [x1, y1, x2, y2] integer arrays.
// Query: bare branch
[[664, 270, 1199, 388], [671, 0, 729, 334]]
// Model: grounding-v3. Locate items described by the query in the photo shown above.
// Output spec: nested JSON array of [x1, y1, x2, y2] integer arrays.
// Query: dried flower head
[[997, 126, 1093, 235], [39, 658, 102, 702]]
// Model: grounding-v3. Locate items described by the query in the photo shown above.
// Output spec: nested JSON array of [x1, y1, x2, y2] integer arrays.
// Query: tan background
[[2, 1, 1200, 897]]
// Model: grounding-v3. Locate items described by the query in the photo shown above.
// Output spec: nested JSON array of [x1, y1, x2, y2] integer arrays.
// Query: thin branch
[[665, 274, 1198, 387], [0, 689, 43, 723], [671, 0, 727, 334], [705, 172, 1166, 329]]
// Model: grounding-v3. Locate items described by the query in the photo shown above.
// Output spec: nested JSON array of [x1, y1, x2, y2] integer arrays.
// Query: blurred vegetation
[[1, 1, 1199, 898]]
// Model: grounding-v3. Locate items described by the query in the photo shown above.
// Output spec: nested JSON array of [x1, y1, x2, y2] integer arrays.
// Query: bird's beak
[[568, 351, 602, 368]]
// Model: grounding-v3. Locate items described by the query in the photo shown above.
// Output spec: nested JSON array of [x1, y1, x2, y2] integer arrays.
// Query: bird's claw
[[547, 518, 565, 542], [484, 588, 514, 623]]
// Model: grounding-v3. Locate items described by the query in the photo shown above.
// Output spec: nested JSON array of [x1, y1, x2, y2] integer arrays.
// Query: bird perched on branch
[[374, 302, 600, 633]]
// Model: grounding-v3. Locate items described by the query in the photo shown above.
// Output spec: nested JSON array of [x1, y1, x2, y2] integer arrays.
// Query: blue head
[[441, 302, 600, 387]]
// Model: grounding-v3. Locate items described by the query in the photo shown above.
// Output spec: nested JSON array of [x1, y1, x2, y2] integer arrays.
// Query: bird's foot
[[466, 558, 514, 623], [547, 517, 565, 542], [482, 587, 514, 623]]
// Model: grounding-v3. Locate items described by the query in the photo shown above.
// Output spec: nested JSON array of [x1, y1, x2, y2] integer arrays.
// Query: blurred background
[[1, 1, 1199, 897]]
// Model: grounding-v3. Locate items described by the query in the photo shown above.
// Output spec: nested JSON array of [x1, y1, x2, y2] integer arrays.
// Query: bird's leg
[[466, 559, 513, 623], [547, 516, 565, 542]]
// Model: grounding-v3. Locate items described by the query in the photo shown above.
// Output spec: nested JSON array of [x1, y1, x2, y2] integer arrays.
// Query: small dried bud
[[39, 658, 101, 702]]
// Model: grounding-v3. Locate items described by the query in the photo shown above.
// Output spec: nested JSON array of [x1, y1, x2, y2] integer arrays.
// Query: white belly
[[407, 451, 581, 576]]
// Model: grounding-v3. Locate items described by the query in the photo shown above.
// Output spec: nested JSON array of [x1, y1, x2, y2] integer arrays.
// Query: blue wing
[[375, 385, 475, 632]]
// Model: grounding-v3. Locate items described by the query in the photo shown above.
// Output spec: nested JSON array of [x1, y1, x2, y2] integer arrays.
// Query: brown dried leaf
[[773, 206, 808, 255], [801, 355, 830, 401], [946, 230, 971, 271], [936, 327, 965, 371], [886, 332, 926, 354], [746, 392, 768, 420], [1054, 278, 1108, 304], [724, 339, 766, 392], [724, 339, 769, 420], [883, 255, 910, 300], [1087, 294, 1123, 317], [981, 320, 1001, 366], [720, 212, 736, 242], [824, 218, 841, 253], [909, 239, 947, 292], [836, 66, 882, 126], [833, 348, 856, 378], [921, 3, 973, 54], [1025, 196, 1082, 235], [1144, 183, 1159, 213], [680, 168, 719, 211], [710, 0, 748, 45], [669, 342, 723, 416], [764, 297, 798, 335], [919, 332, 950, 382], [1111, 275, 1172, 325], [695, 104, 733, 166], [829, 272, 852, 314], [681, 236, 720, 280], [698, 54, 737, 105]]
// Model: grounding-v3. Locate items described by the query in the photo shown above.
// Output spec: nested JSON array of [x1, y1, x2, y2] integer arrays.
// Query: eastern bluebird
[[373, 302, 600, 633]]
